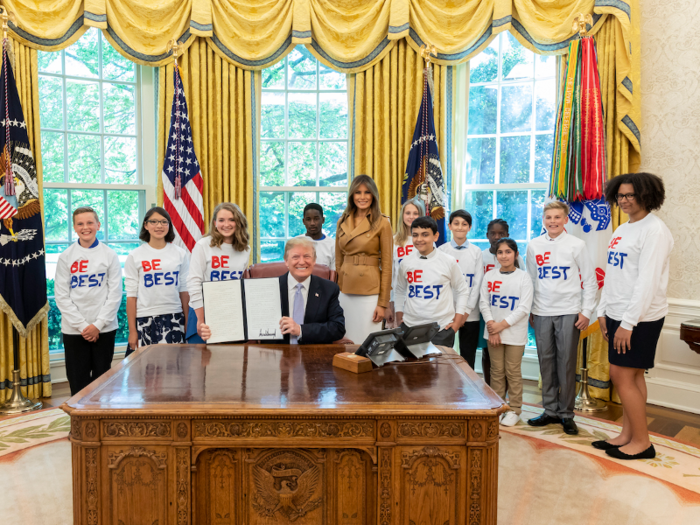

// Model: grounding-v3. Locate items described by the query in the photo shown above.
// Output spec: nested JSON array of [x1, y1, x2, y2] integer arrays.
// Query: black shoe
[[561, 418, 578, 435], [591, 440, 620, 451], [605, 444, 656, 460], [527, 413, 560, 427]]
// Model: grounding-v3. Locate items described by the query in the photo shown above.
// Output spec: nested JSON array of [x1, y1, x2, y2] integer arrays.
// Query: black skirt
[[606, 316, 664, 370]]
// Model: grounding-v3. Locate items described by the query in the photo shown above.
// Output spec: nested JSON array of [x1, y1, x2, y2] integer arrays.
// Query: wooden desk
[[62, 344, 506, 525], [680, 319, 700, 355]]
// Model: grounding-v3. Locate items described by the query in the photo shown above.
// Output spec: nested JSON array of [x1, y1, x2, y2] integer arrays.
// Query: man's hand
[[487, 320, 508, 335], [82, 324, 99, 342], [575, 313, 590, 331], [488, 333, 502, 346], [444, 313, 467, 333], [198, 321, 211, 341], [613, 326, 633, 354], [598, 316, 608, 342], [279, 317, 301, 337]]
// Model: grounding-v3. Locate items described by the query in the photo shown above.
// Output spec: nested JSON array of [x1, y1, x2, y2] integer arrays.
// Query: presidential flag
[[0, 44, 49, 337], [402, 63, 447, 245], [162, 64, 204, 252]]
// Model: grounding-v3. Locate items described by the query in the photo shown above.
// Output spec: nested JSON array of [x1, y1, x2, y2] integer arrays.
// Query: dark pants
[[457, 321, 481, 369], [399, 323, 456, 349], [63, 330, 116, 396]]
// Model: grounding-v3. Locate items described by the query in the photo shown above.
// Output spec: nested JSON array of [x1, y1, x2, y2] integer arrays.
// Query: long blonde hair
[[208, 202, 249, 251], [339, 174, 382, 228], [393, 199, 426, 245]]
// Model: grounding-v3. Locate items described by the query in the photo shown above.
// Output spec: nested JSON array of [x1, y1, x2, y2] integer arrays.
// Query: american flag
[[162, 65, 204, 252]]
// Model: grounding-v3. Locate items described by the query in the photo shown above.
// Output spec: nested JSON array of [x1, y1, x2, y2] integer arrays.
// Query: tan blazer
[[335, 213, 393, 307]]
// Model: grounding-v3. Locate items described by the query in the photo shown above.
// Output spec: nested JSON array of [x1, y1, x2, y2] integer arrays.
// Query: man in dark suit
[[279, 237, 345, 344]]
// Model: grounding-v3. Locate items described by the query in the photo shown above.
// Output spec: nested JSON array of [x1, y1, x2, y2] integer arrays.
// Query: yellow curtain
[[156, 38, 260, 258], [0, 40, 51, 402], [348, 39, 449, 227]]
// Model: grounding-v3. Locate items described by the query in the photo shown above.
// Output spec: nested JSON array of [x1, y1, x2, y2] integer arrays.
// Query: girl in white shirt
[[186, 202, 251, 342], [479, 238, 533, 427], [385, 198, 424, 328], [125, 207, 189, 353]]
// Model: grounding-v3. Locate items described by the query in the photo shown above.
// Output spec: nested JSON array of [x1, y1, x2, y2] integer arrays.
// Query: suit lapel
[[279, 273, 290, 318], [304, 276, 321, 323]]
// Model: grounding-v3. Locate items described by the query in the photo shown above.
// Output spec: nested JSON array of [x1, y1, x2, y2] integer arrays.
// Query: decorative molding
[[176, 449, 189, 525], [401, 447, 460, 470], [468, 450, 483, 525], [85, 422, 97, 439], [194, 420, 374, 439], [487, 420, 498, 439], [379, 449, 392, 525], [85, 448, 99, 525], [103, 421, 171, 438], [177, 422, 189, 438], [108, 447, 168, 470], [397, 422, 464, 439], [71, 419, 81, 440], [469, 422, 483, 440], [380, 422, 392, 438]]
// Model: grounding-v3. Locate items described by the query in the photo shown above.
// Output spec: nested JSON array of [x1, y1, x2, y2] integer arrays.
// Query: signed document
[[202, 280, 246, 343], [243, 279, 283, 340]]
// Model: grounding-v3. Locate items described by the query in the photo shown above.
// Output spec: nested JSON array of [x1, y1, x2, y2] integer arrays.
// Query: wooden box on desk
[[333, 351, 373, 373]]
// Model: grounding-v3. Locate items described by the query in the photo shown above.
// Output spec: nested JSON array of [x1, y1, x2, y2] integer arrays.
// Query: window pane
[[464, 191, 493, 239], [469, 39, 498, 84], [502, 33, 533, 81], [66, 80, 100, 132], [466, 137, 496, 184], [261, 92, 285, 139], [319, 93, 347, 139], [287, 48, 316, 90], [471, 240, 490, 253], [260, 141, 285, 186], [43, 189, 69, 242], [107, 191, 140, 240], [64, 28, 99, 78], [288, 142, 316, 186], [46, 243, 69, 254], [500, 135, 530, 184], [536, 54, 556, 79], [262, 60, 285, 89], [39, 51, 62, 74], [41, 132, 65, 183], [103, 83, 136, 135], [496, 191, 528, 239], [261, 240, 285, 262], [115, 295, 129, 345], [468, 86, 497, 135], [319, 63, 346, 90], [288, 92, 316, 139], [107, 242, 140, 256], [47, 297, 63, 351], [105, 136, 137, 184], [534, 134, 553, 183], [319, 192, 346, 237], [530, 190, 546, 239], [318, 142, 347, 187], [68, 133, 101, 183], [39, 76, 63, 129], [501, 84, 532, 133], [260, 192, 285, 238], [102, 39, 135, 82], [535, 80, 556, 131], [70, 189, 105, 241], [289, 192, 316, 238]]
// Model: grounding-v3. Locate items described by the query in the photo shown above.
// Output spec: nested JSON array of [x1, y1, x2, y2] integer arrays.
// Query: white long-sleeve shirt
[[439, 239, 484, 322], [296, 234, 335, 269], [390, 239, 415, 302], [394, 248, 470, 329], [482, 249, 525, 274], [187, 237, 250, 310], [479, 268, 534, 346], [597, 213, 674, 330], [526, 232, 597, 318], [124, 243, 189, 318], [54, 241, 122, 335]]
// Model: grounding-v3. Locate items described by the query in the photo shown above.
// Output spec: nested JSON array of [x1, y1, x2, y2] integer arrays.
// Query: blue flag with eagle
[[0, 45, 49, 337], [402, 64, 447, 245]]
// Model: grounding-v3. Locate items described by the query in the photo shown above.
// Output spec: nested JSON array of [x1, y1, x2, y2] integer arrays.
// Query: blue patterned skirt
[[137, 313, 186, 347]]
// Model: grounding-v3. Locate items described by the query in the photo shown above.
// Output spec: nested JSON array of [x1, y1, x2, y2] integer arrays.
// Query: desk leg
[[174, 447, 191, 525]]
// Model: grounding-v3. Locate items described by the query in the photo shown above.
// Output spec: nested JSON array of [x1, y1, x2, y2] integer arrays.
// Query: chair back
[[243, 262, 337, 283]]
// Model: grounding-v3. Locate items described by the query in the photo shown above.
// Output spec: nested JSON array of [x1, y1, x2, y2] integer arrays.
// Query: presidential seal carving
[[251, 451, 322, 522]]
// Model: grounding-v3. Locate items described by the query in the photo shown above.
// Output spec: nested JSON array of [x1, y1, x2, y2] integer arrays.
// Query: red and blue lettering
[[70, 259, 106, 288], [535, 251, 570, 280], [606, 237, 627, 269], [142, 259, 180, 288], [406, 269, 443, 300]]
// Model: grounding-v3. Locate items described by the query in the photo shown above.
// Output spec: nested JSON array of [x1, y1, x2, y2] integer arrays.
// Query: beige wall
[[640, 0, 700, 301]]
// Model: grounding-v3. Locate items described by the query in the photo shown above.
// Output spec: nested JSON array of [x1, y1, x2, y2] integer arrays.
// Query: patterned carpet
[[2, 407, 700, 524]]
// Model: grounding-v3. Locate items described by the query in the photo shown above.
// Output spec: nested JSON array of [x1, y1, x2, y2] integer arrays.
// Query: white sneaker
[[500, 411, 520, 427]]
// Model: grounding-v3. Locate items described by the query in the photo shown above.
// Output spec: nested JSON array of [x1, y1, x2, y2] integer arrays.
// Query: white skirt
[[339, 293, 382, 345]]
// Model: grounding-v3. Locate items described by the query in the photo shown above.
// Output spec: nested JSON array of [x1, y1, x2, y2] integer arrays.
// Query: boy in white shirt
[[526, 201, 597, 435], [438, 210, 483, 368], [296, 203, 335, 269], [395, 216, 470, 348], [54, 207, 122, 395]]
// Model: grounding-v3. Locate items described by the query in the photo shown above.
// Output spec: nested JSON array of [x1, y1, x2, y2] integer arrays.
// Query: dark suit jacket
[[279, 273, 346, 344]]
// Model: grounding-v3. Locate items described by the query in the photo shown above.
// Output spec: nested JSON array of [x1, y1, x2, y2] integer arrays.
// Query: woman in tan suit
[[335, 175, 393, 343]]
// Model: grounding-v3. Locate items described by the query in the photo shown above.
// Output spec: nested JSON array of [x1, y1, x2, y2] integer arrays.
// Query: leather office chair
[[243, 262, 337, 283]]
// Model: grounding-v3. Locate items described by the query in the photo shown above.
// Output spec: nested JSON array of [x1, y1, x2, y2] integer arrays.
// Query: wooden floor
[[5, 380, 700, 447]]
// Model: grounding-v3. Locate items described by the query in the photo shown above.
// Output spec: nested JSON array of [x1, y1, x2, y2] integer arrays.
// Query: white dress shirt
[[288, 274, 311, 340]]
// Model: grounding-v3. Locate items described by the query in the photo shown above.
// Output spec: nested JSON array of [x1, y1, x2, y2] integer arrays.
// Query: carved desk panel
[[63, 344, 506, 525]]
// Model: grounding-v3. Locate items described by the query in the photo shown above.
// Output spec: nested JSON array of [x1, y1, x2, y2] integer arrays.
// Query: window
[[463, 33, 556, 257], [259, 48, 349, 261], [39, 28, 154, 352]]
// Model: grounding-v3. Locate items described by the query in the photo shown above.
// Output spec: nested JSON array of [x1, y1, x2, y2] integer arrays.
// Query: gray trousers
[[533, 314, 580, 419]]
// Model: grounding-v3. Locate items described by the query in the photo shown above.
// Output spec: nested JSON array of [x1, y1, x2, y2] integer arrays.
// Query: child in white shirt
[[526, 201, 597, 434], [187, 202, 250, 342], [296, 203, 335, 269], [439, 210, 483, 369], [395, 216, 470, 348], [480, 238, 533, 427], [54, 207, 122, 395], [125, 207, 189, 353]]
